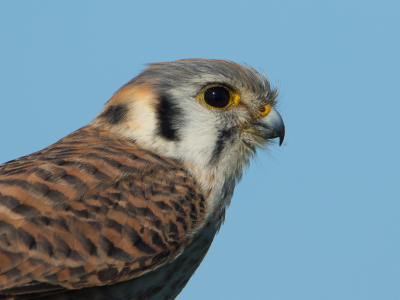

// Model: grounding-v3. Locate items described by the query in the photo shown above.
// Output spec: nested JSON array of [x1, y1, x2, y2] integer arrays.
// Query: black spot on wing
[[98, 267, 119, 283], [99, 235, 133, 261], [0, 192, 20, 210], [76, 233, 98, 256], [148, 229, 168, 251], [105, 219, 123, 233], [156, 94, 183, 141], [210, 128, 235, 163], [3, 267, 21, 281], [69, 266, 87, 277], [125, 226, 157, 255], [0, 179, 68, 205], [17, 228, 37, 250], [99, 104, 128, 125], [38, 235, 54, 258], [13, 204, 41, 218]]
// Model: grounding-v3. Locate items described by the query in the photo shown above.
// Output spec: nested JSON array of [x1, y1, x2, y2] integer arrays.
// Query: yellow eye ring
[[258, 104, 272, 118], [196, 84, 240, 110]]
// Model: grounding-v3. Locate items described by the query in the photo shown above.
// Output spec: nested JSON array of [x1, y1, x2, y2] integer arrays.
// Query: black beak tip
[[277, 125, 285, 146]]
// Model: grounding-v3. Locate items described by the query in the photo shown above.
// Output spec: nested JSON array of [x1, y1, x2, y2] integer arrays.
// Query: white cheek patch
[[126, 100, 158, 142], [177, 103, 221, 167]]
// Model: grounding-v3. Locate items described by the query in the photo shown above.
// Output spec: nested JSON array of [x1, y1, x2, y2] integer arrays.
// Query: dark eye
[[203, 87, 231, 108]]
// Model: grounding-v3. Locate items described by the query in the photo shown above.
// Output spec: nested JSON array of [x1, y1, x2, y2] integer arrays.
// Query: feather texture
[[0, 125, 206, 298]]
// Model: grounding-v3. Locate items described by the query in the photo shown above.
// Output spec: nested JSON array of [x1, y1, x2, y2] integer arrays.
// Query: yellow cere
[[231, 90, 241, 106]]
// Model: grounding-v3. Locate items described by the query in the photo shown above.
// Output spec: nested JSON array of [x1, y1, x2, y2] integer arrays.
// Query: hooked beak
[[258, 108, 285, 146]]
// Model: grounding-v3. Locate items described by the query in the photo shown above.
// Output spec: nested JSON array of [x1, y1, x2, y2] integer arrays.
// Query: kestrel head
[[91, 59, 284, 189]]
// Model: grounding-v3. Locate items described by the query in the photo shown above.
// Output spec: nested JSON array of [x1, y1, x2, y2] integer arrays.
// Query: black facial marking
[[100, 104, 128, 125], [211, 128, 235, 163], [156, 95, 183, 141]]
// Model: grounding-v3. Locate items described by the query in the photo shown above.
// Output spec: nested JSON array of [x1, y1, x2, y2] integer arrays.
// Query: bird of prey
[[0, 59, 285, 300]]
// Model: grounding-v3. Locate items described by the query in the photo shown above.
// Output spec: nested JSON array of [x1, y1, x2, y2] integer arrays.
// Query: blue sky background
[[0, 1, 399, 299]]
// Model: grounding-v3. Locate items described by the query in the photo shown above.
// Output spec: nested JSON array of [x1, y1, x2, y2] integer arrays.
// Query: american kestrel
[[0, 59, 285, 300]]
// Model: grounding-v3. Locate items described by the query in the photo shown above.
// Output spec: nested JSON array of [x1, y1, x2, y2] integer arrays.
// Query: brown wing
[[0, 125, 206, 298]]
